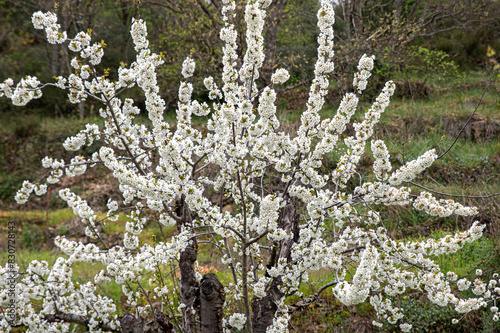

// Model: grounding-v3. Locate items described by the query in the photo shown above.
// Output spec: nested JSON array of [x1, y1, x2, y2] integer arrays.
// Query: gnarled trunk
[[199, 273, 226, 333], [179, 240, 199, 333], [251, 281, 280, 333]]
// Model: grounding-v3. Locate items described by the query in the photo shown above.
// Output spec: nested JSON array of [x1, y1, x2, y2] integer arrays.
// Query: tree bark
[[176, 196, 200, 333], [79, 101, 85, 120], [342, 0, 351, 40], [261, 0, 288, 86], [50, 44, 59, 77], [120, 312, 173, 333], [252, 199, 299, 333], [351, 0, 363, 38], [152, 312, 175, 333], [179, 239, 199, 333], [395, 0, 405, 25], [252, 287, 279, 333], [120, 313, 145, 333], [199, 273, 226, 333]]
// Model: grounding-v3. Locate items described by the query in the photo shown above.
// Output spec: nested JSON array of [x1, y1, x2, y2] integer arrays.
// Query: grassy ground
[[0, 71, 499, 332]]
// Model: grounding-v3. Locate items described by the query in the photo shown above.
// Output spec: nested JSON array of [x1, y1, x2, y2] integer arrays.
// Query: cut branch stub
[[120, 313, 145, 333], [199, 273, 226, 333]]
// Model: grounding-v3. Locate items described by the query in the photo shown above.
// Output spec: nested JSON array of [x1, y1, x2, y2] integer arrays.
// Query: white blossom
[[271, 68, 290, 84], [181, 57, 196, 78]]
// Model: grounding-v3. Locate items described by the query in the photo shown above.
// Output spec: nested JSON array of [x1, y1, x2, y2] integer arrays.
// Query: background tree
[[332, 0, 500, 94], [2, 0, 499, 117]]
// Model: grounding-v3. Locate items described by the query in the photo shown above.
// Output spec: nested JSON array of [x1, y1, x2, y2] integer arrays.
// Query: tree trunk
[[392, 0, 405, 48], [199, 273, 225, 333], [252, 199, 299, 333], [351, 0, 363, 39], [252, 288, 279, 333], [342, 0, 351, 40], [79, 101, 85, 120], [261, 0, 288, 86], [395, 0, 405, 25], [50, 44, 59, 77], [179, 240, 199, 333], [175, 196, 228, 333], [176, 196, 200, 333]]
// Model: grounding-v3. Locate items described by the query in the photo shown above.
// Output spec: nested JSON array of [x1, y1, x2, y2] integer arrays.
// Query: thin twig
[[409, 181, 500, 198], [437, 70, 496, 159]]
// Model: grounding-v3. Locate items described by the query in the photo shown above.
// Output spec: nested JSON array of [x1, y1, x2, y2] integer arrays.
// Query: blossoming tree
[[0, 1, 499, 332]]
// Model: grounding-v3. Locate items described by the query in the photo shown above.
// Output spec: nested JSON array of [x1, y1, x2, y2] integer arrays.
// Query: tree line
[[1, 0, 499, 117]]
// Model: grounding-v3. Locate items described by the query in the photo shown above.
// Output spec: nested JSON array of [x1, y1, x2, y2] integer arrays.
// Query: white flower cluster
[[14, 180, 35, 204], [311, 92, 358, 161], [68, 31, 92, 52], [204, 76, 222, 100], [219, 0, 239, 104], [388, 149, 437, 186], [414, 191, 478, 217], [227, 313, 246, 330], [59, 189, 98, 238], [332, 81, 395, 187], [353, 54, 375, 93], [9, 75, 42, 106], [123, 232, 139, 249], [253, 276, 270, 298], [239, 0, 267, 82], [32, 11, 67, 44], [400, 323, 412, 332], [355, 182, 411, 206], [0, 78, 14, 98], [333, 245, 378, 306], [271, 68, 290, 85], [63, 123, 100, 151], [0, 257, 119, 332], [297, 2, 335, 136], [81, 43, 104, 66], [265, 312, 290, 333], [131, 18, 149, 51], [371, 140, 392, 181], [181, 56, 196, 79], [65, 156, 88, 177]]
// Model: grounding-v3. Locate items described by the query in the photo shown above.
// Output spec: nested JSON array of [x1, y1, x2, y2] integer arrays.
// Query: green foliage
[[0, 175, 24, 204], [291, 297, 354, 332], [379, 297, 457, 333], [1, 0, 498, 115], [404, 46, 462, 81], [434, 28, 498, 69], [20, 223, 44, 250], [380, 289, 500, 333]]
